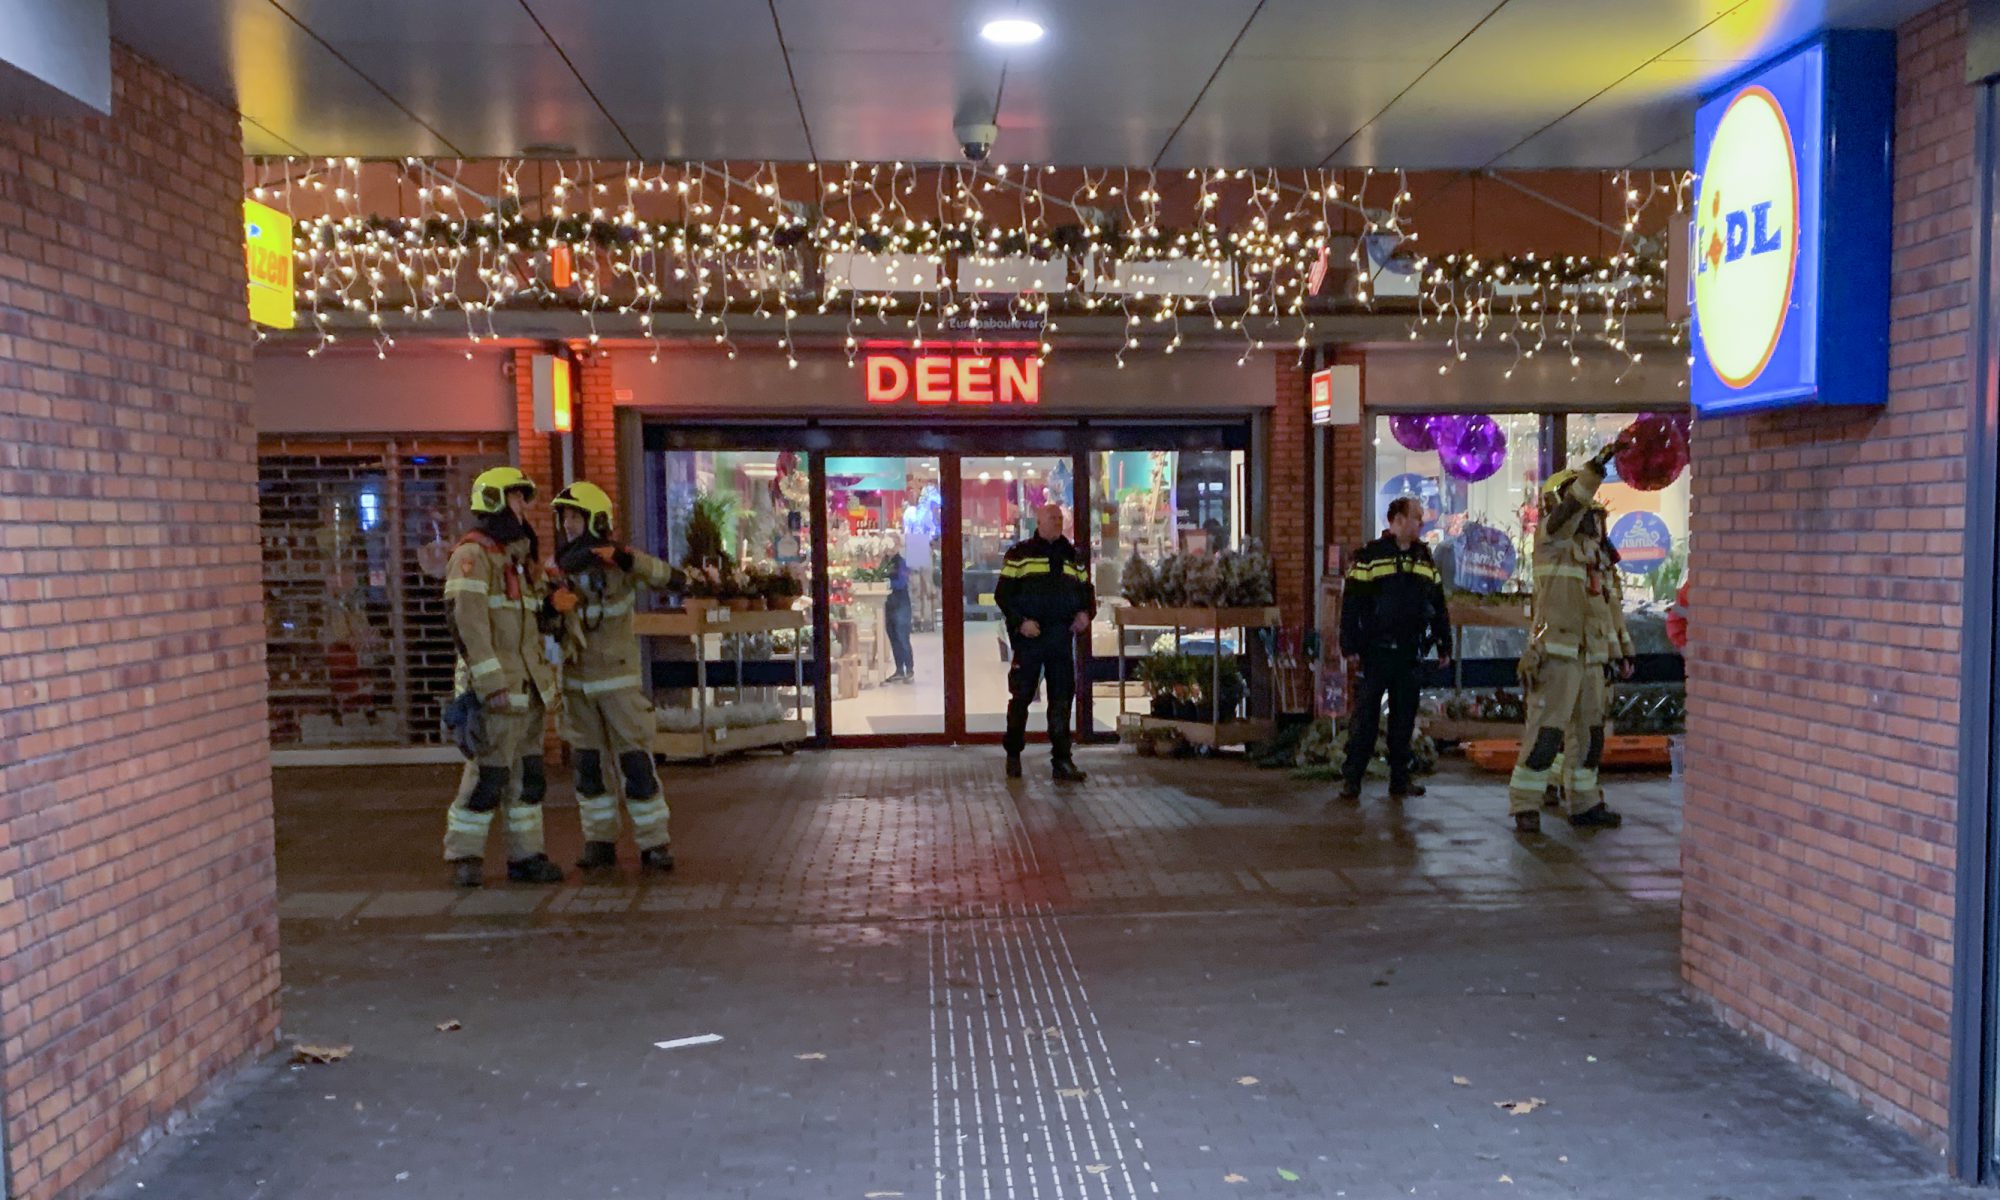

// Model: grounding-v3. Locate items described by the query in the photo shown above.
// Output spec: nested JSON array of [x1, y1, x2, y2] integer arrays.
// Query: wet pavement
[[98, 748, 1970, 1199]]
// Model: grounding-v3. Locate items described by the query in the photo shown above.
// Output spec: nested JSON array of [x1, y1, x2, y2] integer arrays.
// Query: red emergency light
[[864, 352, 1040, 406]]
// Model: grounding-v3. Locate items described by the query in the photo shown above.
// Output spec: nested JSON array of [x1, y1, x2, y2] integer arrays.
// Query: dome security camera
[[955, 122, 999, 162]]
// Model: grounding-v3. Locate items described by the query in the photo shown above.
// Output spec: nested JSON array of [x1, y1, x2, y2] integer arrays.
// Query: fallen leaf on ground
[[1236, 1076, 1259, 1086], [1494, 1098, 1546, 1116], [1223, 1174, 1248, 1184], [1277, 1168, 1301, 1181], [1499, 1175, 1514, 1184], [291, 1043, 351, 1065], [796, 1053, 827, 1060], [435, 1020, 462, 1033], [1452, 1075, 1470, 1087], [1084, 1164, 1108, 1175], [1056, 1086, 1095, 1099]]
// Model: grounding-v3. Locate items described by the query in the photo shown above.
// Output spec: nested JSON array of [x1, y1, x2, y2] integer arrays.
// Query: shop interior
[[637, 428, 1247, 746]]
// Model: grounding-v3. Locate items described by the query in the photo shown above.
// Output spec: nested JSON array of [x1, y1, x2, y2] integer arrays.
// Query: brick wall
[[510, 347, 558, 551], [1326, 349, 1367, 555], [0, 47, 278, 1200], [574, 346, 622, 532], [1681, 0, 1971, 1147], [1270, 357, 1310, 630]]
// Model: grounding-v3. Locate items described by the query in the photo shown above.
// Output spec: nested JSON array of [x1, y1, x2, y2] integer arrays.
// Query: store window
[[1567, 413, 1690, 604], [1087, 448, 1247, 732], [647, 448, 816, 730], [1370, 414, 1543, 596]]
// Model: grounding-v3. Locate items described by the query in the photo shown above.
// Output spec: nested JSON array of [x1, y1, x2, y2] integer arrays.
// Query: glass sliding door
[[960, 454, 1076, 736], [825, 456, 945, 736]]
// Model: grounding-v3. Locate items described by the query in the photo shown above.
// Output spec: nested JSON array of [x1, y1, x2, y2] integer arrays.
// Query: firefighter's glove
[[549, 586, 580, 615], [594, 544, 636, 572], [1517, 645, 1544, 692]]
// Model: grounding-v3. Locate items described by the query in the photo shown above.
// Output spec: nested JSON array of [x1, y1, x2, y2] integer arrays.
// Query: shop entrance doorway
[[642, 421, 1250, 747]]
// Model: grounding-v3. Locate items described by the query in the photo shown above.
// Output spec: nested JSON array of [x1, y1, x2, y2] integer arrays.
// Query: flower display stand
[[1114, 605, 1282, 752], [635, 607, 810, 762]]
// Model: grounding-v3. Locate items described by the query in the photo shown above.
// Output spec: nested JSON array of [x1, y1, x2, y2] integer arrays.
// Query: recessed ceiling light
[[980, 17, 1045, 46]]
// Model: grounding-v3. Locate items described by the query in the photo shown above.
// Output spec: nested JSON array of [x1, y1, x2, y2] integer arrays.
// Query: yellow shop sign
[[243, 199, 294, 329]]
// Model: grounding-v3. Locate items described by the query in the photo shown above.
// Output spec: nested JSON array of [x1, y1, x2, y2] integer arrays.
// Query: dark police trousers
[[1341, 645, 1422, 790], [1004, 630, 1077, 762]]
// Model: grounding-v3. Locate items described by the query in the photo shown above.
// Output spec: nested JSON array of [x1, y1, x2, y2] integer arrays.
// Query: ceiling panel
[[1156, 59, 1433, 168], [107, 0, 1938, 167], [518, 0, 809, 160], [1333, 0, 1740, 167], [990, 0, 1262, 165]]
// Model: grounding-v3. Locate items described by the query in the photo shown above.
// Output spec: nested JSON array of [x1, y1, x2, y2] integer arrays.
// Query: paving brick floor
[[98, 748, 1972, 1200]]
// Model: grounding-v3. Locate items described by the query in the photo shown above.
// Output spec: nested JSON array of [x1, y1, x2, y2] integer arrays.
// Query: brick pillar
[[0, 49, 278, 1200], [1680, 0, 1969, 1150], [1327, 347, 1367, 554], [1269, 357, 1312, 632], [510, 347, 558, 553], [572, 345, 622, 533], [510, 346, 564, 760]]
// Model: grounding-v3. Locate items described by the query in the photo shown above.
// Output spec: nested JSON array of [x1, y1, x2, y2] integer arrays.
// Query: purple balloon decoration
[[1389, 413, 1443, 452], [1437, 414, 1508, 482]]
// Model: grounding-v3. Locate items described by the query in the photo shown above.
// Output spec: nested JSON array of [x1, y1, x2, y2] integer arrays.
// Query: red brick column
[[1270, 357, 1311, 630], [1327, 348, 1368, 555], [510, 347, 559, 551], [573, 346, 622, 532], [0, 49, 277, 1200], [1681, 0, 1970, 1148]]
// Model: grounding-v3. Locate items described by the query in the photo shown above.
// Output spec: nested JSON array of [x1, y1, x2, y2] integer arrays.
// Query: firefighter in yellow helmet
[[1546, 504, 1638, 818], [1507, 430, 1637, 833], [441, 466, 565, 886], [548, 481, 678, 873]]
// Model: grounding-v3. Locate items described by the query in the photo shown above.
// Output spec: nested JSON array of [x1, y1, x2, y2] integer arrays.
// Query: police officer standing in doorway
[[1338, 497, 1452, 801], [995, 502, 1095, 782]]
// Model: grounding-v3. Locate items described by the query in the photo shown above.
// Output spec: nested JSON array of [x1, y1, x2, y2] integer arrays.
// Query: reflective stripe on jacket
[[445, 533, 556, 703], [559, 548, 677, 694]]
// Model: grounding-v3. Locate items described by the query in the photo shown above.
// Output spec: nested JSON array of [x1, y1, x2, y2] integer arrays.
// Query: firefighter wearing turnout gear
[[547, 481, 676, 874], [1550, 552, 1637, 815], [1507, 430, 1638, 833], [1338, 497, 1452, 801], [442, 466, 566, 887], [994, 503, 1096, 782]]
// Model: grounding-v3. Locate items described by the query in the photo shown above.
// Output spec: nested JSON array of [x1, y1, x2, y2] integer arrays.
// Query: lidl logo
[[1692, 85, 1799, 389]]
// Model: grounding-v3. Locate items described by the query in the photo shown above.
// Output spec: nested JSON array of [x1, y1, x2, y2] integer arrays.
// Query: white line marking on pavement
[[651, 1034, 723, 1050]]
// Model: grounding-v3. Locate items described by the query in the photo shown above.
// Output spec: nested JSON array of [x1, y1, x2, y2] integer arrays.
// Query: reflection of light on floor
[[829, 620, 1076, 736]]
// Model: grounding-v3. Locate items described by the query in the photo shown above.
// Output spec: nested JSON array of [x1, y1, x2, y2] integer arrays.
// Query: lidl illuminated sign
[[243, 199, 294, 330], [864, 351, 1040, 406], [1689, 33, 1892, 415]]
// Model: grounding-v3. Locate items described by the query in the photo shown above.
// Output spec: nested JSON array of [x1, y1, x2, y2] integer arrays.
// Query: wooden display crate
[[1448, 599, 1532, 629], [652, 717, 810, 762], [633, 607, 808, 638], [1114, 605, 1283, 630], [1139, 715, 1272, 750]]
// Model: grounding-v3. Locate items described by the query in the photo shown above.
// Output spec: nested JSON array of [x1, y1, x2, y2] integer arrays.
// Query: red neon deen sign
[[864, 352, 1040, 406]]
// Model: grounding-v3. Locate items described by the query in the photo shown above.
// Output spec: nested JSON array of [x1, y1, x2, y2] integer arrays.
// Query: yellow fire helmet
[[551, 481, 615, 539], [470, 465, 537, 514]]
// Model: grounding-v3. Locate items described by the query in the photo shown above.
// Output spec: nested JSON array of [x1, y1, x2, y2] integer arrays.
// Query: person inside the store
[[1338, 496, 1452, 802], [440, 467, 566, 888], [995, 502, 1096, 782], [883, 530, 916, 685]]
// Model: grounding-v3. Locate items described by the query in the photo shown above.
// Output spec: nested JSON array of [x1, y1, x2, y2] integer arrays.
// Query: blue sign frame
[[1689, 31, 1894, 416]]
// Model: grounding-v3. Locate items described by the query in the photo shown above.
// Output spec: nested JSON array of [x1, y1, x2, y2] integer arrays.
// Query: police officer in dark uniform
[[995, 502, 1096, 782], [1339, 496, 1452, 801]]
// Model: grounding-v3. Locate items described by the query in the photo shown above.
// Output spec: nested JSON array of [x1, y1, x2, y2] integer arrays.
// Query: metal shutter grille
[[258, 437, 509, 749]]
